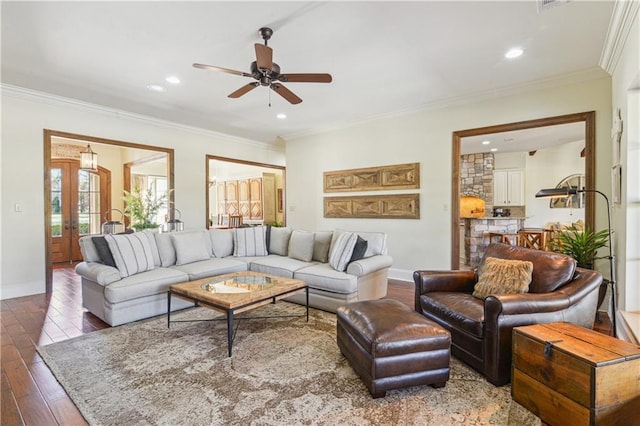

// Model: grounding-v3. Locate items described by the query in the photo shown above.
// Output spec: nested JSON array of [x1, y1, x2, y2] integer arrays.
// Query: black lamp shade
[[535, 187, 579, 198]]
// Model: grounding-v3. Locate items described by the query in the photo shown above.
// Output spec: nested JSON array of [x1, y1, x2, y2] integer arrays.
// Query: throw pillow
[[210, 229, 234, 258], [154, 232, 176, 267], [269, 227, 293, 256], [288, 230, 315, 262], [312, 231, 333, 263], [472, 257, 533, 299], [234, 226, 268, 257], [105, 233, 156, 278], [91, 236, 117, 267], [141, 229, 162, 267], [171, 231, 211, 266], [328, 232, 358, 272], [349, 236, 368, 264]]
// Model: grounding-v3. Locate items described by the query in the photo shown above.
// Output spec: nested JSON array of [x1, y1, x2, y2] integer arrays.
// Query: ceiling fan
[[193, 27, 332, 105]]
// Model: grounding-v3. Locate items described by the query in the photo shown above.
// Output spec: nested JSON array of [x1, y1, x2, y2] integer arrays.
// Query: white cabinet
[[493, 169, 524, 206]]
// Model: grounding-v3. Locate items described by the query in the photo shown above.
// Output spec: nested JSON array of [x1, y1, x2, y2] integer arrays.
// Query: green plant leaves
[[547, 225, 609, 268]]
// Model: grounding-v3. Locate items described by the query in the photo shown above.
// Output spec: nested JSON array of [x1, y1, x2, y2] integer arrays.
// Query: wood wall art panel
[[324, 163, 420, 193], [324, 194, 420, 219]]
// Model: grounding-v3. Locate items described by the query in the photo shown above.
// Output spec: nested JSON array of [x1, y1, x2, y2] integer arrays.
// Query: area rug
[[37, 302, 539, 425]]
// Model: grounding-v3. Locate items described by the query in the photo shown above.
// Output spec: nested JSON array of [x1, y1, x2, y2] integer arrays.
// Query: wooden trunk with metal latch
[[511, 322, 640, 425]]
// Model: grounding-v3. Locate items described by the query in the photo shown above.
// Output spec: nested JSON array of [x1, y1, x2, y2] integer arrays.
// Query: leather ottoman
[[336, 299, 451, 398]]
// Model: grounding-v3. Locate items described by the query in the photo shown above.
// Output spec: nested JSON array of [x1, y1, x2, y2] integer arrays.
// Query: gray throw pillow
[[312, 231, 333, 263], [269, 227, 292, 256], [171, 231, 211, 266], [288, 230, 315, 262]]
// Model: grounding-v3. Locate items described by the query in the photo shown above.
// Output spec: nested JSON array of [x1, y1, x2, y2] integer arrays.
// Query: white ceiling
[[1, 1, 614, 145]]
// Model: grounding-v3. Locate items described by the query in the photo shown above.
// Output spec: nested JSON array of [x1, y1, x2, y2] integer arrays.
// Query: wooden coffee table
[[167, 271, 308, 357]]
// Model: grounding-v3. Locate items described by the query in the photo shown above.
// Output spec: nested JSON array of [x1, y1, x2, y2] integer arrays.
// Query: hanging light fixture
[[80, 144, 98, 171]]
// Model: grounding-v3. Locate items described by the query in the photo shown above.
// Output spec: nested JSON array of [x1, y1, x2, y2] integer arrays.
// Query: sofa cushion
[[104, 267, 189, 304], [79, 235, 102, 263], [472, 257, 533, 299], [328, 232, 358, 272], [91, 236, 117, 267], [294, 263, 358, 294], [288, 230, 315, 262], [250, 256, 314, 278], [171, 231, 211, 266], [312, 231, 333, 263], [171, 258, 248, 280], [210, 229, 234, 258], [482, 243, 576, 293], [234, 226, 268, 257], [154, 232, 176, 267], [269, 227, 292, 256], [104, 233, 156, 278]]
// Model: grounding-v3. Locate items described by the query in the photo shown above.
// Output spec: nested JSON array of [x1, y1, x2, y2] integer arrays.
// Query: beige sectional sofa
[[75, 226, 393, 326]]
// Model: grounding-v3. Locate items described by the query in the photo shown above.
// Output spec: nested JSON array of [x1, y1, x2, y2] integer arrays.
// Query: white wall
[[0, 86, 284, 299], [285, 77, 612, 282], [609, 5, 639, 313], [524, 140, 586, 228]]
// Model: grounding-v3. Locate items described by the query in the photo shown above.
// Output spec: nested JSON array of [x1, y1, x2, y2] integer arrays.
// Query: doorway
[[50, 159, 110, 263], [44, 130, 175, 292]]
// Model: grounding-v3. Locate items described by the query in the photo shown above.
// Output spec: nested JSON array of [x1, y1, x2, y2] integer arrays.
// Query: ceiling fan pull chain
[[268, 87, 271, 107]]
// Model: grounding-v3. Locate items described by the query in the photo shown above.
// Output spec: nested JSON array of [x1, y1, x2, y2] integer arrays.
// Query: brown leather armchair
[[414, 243, 602, 386]]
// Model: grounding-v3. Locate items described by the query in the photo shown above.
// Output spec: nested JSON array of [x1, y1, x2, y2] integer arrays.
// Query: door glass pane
[[77, 170, 101, 236], [51, 168, 62, 237]]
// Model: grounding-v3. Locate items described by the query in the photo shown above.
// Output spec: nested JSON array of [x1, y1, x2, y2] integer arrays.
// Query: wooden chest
[[512, 322, 640, 426]]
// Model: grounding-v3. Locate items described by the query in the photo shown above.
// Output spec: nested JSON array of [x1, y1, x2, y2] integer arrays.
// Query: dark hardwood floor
[[0, 268, 611, 425]]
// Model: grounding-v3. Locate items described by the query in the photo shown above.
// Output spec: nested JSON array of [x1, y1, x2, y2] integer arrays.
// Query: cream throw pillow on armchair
[[472, 257, 533, 299]]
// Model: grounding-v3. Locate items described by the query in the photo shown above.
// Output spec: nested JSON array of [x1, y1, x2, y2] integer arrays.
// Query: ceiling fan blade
[[278, 73, 332, 83], [193, 63, 252, 77], [254, 44, 273, 71], [271, 83, 302, 104], [228, 82, 260, 98]]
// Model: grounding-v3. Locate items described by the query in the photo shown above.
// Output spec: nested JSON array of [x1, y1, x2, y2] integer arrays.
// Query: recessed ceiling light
[[482, 140, 491, 145], [505, 47, 523, 59], [276, 113, 287, 119], [490, 148, 498, 152], [146, 84, 166, 92], [166, 76, 181, 84]]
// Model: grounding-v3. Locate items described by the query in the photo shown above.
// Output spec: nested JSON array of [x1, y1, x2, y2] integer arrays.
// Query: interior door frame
[[205, 155, 286, 228], [450, 111, 595, 269], [44, 129, 175, 292]]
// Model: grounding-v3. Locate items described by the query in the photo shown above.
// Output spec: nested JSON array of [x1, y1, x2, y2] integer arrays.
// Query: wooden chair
[[518, 228, 546, 250], [228, 215, 243, 228], [488, 232, 520, 246]]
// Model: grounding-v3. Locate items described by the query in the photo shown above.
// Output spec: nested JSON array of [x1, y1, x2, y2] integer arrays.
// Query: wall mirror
[[549, 174, 586, 208], [451, 111, 595, 269]]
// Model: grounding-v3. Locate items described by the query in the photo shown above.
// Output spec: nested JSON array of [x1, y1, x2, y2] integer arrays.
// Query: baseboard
[[0, 281, 46, 300], [388, 268, 413, 283], [618, 311, 640, 344]]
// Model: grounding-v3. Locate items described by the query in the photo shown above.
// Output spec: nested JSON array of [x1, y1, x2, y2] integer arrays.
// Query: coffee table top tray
[[169, 271, 307, 314]]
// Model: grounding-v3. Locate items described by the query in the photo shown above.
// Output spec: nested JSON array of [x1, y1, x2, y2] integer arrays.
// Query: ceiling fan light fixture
[[505, 47, 524, 59], [165, 76, 181, 84], [147, 84, 166, 92], [277, 113, 287, 119]]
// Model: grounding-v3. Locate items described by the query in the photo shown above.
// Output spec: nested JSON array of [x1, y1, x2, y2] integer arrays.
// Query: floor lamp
[[535, 187, 617, 336]]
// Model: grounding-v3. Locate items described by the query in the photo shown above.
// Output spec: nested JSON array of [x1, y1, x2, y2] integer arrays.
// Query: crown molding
[[282, 66, 609, 141], [0, 83, 282, 152], [600, 0, 640, 74]]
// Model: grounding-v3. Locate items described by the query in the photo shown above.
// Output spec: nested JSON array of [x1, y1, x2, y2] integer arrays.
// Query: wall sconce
[[80, 144, 98, 171]]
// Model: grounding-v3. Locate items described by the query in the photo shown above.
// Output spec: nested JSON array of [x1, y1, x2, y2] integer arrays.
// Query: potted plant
[[548, 224, 610, 311], [547, 225, 609, 269], [122, 187, 171, 230]]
